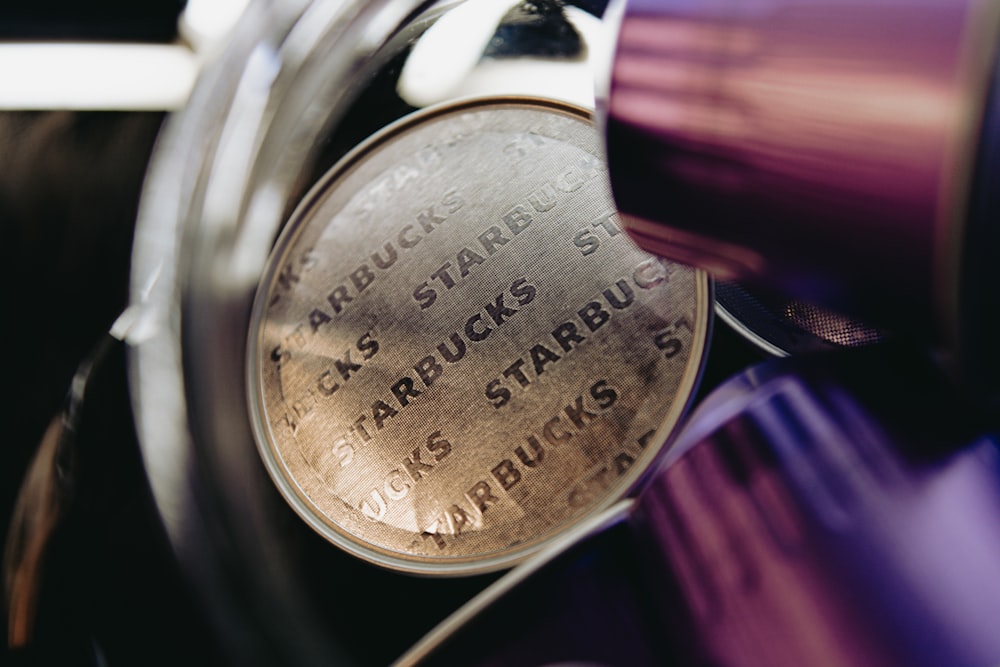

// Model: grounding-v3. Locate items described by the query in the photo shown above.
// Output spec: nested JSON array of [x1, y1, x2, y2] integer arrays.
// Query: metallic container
[[604, 0, 1000, 399], [126, 0, 710, 663]]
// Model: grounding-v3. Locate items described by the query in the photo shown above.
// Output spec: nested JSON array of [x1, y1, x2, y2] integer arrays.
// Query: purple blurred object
[[397, 349, 1000, 666], [638, 349, 1000, 667], [603, 0, 1000, 399]]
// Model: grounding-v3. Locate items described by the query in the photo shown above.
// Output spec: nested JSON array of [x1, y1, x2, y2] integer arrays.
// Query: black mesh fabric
[[717, 281, 884, 356]]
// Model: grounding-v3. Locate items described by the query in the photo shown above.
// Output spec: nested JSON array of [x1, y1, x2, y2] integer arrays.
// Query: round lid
[[248, 96, 711, 574]]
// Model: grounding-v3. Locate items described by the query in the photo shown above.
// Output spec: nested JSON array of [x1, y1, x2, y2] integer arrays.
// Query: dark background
[[0, 3, 222, 664], [0, 109, 230, 665]]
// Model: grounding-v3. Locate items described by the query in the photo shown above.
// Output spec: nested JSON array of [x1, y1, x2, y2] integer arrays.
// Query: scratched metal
[[247, 97, 710, 574]]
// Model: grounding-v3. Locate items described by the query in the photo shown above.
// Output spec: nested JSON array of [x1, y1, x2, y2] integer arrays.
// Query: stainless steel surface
[[126, 0, 707, 661], [249, 97, 710, 573]]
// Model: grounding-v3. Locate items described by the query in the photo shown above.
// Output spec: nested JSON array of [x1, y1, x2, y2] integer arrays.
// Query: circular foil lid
[[247, 96, 711, 574]]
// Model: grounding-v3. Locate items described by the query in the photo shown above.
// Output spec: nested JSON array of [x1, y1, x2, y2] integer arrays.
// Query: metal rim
[[245, 95, 712, 575]]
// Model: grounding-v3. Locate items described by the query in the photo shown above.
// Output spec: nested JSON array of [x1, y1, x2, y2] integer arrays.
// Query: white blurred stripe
[[180, 0, 251, 53], [0, 43, 200, 110]]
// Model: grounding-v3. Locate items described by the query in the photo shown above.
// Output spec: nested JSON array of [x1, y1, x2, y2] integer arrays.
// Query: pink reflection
[[606, 0, 996, 328], [642, 434, 891, 667], [611, 14, 961, 206]]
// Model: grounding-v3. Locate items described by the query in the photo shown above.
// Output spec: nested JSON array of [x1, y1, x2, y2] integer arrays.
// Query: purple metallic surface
[[635, 350, 1000, 667], [605, 0, 1000, 348], [401, 349, 1000, 666]]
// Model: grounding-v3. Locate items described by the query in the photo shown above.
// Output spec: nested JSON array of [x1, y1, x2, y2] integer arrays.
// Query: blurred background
[[0, 2, 242, 663]]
